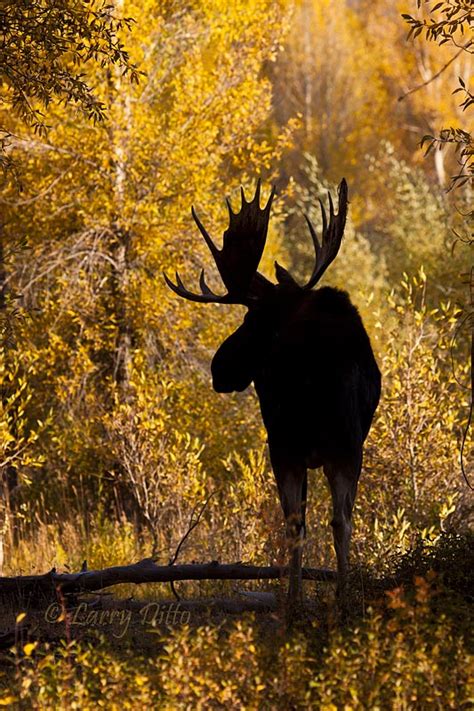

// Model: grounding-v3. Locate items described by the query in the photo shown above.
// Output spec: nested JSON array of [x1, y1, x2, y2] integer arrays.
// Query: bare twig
[[398, 44, 469, 102], [168, 489, 220, 600], [460, 266, 474, 490], [169, 490, 219, 567]]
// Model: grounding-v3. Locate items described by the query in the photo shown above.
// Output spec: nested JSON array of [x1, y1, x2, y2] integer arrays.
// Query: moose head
[[165, 180, 380, 605], [165, 179, 348, 391]]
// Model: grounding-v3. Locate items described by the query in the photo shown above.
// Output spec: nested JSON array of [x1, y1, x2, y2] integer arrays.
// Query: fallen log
[[73, 592, 281, 615], [0, 559, 336, 600]]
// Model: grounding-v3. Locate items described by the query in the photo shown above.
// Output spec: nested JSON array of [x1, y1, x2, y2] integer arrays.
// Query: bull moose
[[165, 180, 381, 603]]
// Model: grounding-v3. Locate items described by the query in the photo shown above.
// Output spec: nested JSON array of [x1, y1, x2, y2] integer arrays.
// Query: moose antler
[[303, 178, 348, 289], [164, 180, 275, 305]]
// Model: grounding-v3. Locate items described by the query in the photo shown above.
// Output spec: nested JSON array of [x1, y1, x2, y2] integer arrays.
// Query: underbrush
[[0, 534, 472, 709]]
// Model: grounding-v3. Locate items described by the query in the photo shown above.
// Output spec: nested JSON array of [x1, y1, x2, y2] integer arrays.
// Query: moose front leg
[[269, 445, 307, 606]]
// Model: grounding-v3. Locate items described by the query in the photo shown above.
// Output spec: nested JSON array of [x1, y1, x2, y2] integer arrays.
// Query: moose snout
[[211, 327, 255, 394], [212, 373, 249, 393]]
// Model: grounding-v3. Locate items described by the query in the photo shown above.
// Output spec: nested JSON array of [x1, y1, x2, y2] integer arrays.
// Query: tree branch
[[398, 44, 469, 102]]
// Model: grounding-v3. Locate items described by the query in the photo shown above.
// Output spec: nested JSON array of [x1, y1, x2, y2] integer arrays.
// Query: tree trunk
[[106, 1, 134, 402]]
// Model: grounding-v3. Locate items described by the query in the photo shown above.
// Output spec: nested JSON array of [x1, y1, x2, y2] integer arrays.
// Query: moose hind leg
[[324, 454, 361, 597], [270, 446, 307, 605]]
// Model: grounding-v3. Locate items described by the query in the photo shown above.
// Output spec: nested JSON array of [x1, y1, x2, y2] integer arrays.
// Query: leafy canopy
[[0, 0, 140, 142]]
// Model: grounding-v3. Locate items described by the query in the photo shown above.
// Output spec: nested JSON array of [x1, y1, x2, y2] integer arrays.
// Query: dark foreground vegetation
[[0, 534, 472, 708]]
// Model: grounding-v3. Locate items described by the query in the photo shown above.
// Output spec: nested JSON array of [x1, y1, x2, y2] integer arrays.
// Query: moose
[[165, 180, 381, 603]]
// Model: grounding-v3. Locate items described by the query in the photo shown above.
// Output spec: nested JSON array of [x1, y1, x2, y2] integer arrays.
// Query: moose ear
[[274, 261, 299, 288]]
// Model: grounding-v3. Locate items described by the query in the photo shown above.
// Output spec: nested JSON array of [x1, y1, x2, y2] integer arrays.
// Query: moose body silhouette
[[165, 180, 381, 602]]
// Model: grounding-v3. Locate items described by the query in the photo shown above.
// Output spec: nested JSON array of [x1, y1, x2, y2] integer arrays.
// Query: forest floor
[[0, 532, 472, 708], [1, 532, 472, 652]]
